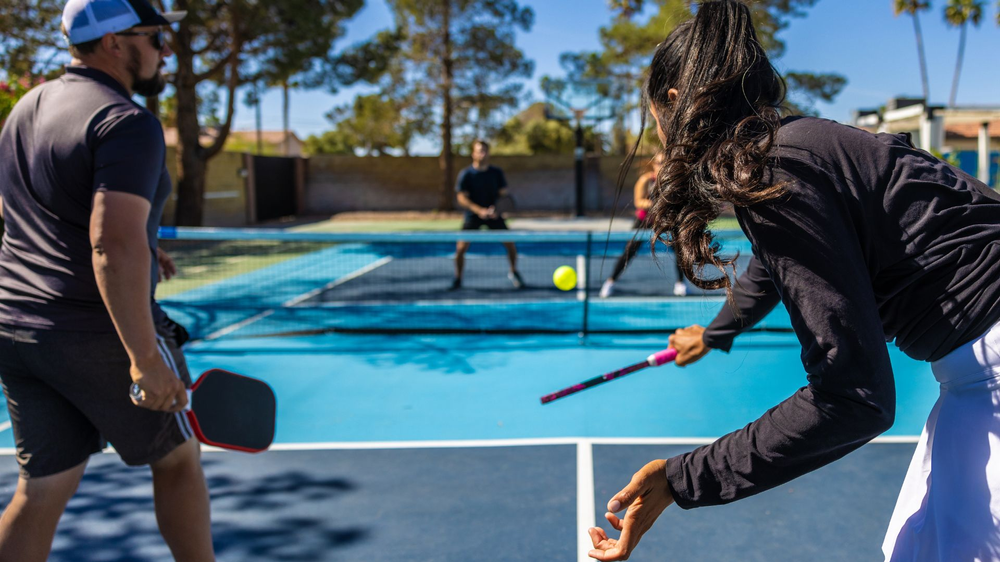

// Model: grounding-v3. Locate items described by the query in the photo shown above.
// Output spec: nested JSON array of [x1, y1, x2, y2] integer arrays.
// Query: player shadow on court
[[39, 455, 368, 561]]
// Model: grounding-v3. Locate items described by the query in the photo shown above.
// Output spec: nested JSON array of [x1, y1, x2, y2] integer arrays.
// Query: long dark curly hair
[[621, 0, 787, 298]]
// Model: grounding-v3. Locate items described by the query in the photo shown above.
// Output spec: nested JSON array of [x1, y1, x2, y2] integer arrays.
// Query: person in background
[[600, 152, 687, 298], [452, 139, 524, 290]]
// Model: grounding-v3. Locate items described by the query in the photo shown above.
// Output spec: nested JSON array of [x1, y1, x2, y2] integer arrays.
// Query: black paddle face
[[494, 194, 516, 217], [190, 369, 276, 452]]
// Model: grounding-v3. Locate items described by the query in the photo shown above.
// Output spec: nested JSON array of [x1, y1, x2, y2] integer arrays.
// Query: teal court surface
[[0, 229, 938, 561]]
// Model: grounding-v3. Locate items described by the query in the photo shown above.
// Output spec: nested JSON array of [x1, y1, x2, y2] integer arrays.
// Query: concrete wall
[[157, 151, 654, 226], [305, 154, 646, 215], [598, 155, 649, 211], [162, 148, 250, 226]]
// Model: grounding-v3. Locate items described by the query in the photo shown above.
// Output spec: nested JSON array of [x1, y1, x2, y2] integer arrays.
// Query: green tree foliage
[[547, 0, 847, 154], [943, 0, 984, 106], [253, 0, 370, 156], [524, 120, 603, 154], [224, 135, 285, 156], [327, 30, 435, 156], [784, 72, 848, 115], [325, 94, 424, 156], [550, 1, 689, 154], [0, 77, 40, 128], [154, 90, 224, 129], [0, 0, 63, 80], [304, 129, 356, 156], [893, 0, 933, 102], [493, 104, 605, 155], [382, 0, 535, 209], [155, 0, 365, 225]]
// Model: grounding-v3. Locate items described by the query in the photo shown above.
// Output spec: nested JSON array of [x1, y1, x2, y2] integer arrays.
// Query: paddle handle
[[648, 348, 678, 366], [540, 347, 678, 404], [168, 389, 194, 411]]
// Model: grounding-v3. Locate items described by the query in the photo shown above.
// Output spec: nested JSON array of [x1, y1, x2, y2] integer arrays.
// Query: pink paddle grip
[[635, 209, 648, 221], [647, 348, 678, 367]]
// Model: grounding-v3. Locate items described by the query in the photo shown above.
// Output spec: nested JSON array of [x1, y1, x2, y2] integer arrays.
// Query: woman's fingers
[[590, 459, 676, 560], [605, 511, 623, 531], [588, 526, 609, 546]]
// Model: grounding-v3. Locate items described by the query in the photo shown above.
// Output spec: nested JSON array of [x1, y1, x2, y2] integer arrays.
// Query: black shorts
[[462, 215, 509, 230], [0, 317, 194, 478]]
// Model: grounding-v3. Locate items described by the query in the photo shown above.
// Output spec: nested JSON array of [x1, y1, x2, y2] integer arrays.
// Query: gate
[[252, 156, 298, 222]]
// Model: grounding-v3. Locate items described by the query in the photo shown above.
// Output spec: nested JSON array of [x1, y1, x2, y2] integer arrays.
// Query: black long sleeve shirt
[[702, 255, 780, 352], [665, 116, 1000, 509]]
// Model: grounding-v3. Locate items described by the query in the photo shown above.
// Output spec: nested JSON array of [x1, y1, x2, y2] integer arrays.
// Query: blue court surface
[[0, 331, 935, 561], [0, 230, 940, 560]]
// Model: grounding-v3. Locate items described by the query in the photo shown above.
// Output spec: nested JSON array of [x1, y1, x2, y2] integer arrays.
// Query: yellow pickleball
[[553, 266, 577, 291]]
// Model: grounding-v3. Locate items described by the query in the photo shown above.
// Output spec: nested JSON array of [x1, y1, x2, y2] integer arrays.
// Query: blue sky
[[232, 0, 1000, 153]]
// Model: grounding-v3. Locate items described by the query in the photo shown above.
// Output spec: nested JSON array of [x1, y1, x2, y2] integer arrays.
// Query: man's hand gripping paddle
[[132, 368, 276, 452]]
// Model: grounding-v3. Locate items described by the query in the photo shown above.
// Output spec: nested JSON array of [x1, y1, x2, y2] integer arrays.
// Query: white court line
[[0, 432, 923, 561], [311, 295, 711, 308], [0, 435, 921, 457], [0, 421, 10, 434], [577, 440, 596, 562], [256, 435, 921, 450], [203, 256, 393, 340]]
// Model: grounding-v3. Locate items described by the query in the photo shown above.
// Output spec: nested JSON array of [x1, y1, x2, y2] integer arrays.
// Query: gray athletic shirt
[[665, 116, 1000, 509], [0, 66, 170, 331]]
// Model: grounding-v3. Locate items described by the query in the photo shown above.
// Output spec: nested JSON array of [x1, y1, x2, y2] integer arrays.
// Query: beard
[[127, 44, 167, 98]]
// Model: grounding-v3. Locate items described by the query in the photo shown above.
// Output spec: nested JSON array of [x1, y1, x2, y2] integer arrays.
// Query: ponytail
[[623, 0, 786, 298]]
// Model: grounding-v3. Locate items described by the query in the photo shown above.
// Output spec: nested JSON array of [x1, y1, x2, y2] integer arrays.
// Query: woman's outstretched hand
[[588, 459, 675, 560]]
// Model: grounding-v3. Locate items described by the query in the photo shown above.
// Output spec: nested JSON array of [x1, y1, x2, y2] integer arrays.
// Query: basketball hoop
[[543, 78, 619, 217]]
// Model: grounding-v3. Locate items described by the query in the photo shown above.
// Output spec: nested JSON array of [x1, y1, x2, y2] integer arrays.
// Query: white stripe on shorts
[[156, 335, 193, 440]]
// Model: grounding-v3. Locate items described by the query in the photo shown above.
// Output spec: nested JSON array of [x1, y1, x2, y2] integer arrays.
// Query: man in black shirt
[[0, 1, 212, 560], [452, 139, 524, 290]]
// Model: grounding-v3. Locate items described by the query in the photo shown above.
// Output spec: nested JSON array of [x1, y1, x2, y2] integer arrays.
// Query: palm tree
[[893, 0, 933, 103], [944, 0, 985, 106]]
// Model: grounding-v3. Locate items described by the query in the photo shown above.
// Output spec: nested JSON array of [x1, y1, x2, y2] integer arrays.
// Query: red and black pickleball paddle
[[183, 369, 276, 452]]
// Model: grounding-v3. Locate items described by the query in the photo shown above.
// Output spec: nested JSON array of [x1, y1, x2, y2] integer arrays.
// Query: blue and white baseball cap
[[62, 0, 186, 45]]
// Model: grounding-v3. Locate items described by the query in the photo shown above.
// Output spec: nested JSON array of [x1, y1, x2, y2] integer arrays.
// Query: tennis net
[[156, 227, 791, 340]]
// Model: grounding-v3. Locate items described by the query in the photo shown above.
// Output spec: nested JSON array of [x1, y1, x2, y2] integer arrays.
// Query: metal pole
[[575, 120, 585, 217], [255, 82, 263, 156], [979, 122, 992, 185], [582, 231, 591, 335]]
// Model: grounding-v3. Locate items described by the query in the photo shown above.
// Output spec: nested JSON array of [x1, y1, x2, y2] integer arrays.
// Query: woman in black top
[[588, 2, 1000, 561]]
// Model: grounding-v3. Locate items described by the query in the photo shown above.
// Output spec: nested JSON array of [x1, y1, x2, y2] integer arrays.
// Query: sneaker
[[449, 277, 462, 291], [673, 281, 687, 296], [600, 279, 615, 298], [508, 271, 525, 289]]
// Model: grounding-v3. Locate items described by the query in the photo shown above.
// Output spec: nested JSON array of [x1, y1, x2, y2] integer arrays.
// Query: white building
[[853, 98, 999, 187]]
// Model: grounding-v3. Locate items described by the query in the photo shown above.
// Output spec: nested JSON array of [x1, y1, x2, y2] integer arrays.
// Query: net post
[[582, 231, 592, 335], [574, 122, 585, 217]]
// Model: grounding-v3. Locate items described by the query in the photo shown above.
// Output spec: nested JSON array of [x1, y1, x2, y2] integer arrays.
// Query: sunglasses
[[115, 30, 166, 51]]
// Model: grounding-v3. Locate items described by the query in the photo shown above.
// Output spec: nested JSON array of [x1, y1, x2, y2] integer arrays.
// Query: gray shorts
[[0, 318, 193, 478]]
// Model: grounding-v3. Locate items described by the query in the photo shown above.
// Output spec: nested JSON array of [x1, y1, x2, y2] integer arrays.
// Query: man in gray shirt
[[0, 1, 212, 560]]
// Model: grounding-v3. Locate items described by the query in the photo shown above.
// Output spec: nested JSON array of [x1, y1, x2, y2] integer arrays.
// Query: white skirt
[[883, 321, 1000, 561]]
